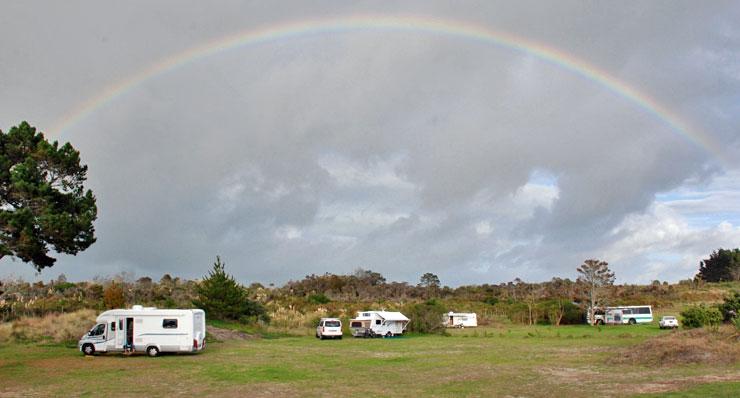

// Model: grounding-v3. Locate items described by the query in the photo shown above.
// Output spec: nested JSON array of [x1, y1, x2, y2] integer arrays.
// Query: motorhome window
[[110, 322, 116, 331], [375, 320, 381, 325], [119, 319, 123, 330], [622, 309, 633, 315], [350, 321, 362, 328], [325, 321, 340, 327], [162, 319, 178, 329], [362, 313, 370, 317], [91, 324, 105, 336], [638, 307, 651, 314]]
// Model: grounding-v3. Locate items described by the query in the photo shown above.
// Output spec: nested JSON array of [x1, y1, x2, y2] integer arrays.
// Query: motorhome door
[[115, 317, 125, 349], [106, 319, 119, 351]]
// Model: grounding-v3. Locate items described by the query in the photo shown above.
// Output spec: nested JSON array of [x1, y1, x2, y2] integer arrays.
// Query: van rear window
[[324, 321, 340, 327], [163, 319, 178, 329]]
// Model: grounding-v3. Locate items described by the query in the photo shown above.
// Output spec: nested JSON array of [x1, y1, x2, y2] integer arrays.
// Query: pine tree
[[697, 248, 740, 282], [193, 256, 266, 321]]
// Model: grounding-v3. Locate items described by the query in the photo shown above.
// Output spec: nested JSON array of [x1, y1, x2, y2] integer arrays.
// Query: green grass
[[0, 324, 737, 397]]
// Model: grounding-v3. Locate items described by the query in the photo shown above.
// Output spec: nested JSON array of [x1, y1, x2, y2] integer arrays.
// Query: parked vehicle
[[445, 312, 477, 328], [588, 305, 653, 325], [349, 311, 409, 337], [78, 305, 206, 357], [659, 315, 679, 329], [316, 318, 343, 339]]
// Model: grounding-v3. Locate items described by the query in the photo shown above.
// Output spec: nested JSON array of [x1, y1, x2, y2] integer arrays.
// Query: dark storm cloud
[[1, 1, 739, 285]]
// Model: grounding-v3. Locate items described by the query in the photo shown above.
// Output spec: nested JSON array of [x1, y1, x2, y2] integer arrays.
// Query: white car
[[316, 318, 343, 340], [659, 316, 679, 329]]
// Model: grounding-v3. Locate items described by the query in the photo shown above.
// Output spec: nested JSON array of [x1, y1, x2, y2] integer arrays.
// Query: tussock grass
[[0, 309, 97, 344]]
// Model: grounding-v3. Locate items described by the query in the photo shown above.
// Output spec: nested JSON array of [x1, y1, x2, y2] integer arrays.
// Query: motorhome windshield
[[89, 324, 105, 336]]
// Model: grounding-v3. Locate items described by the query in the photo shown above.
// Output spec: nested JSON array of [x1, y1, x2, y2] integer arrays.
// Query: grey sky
[[1, 1, 739, 285]]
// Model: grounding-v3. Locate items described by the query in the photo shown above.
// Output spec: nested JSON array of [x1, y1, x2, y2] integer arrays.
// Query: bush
[[681, 305, 723, 328], [718, 291, 740, 321], [307, 293, 330, 304], [404, 299, 447, 334], [103, 283, 126, 309]]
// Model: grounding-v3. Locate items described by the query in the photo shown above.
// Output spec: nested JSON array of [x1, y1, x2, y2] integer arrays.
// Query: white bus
[[589, 305, 653, 325]]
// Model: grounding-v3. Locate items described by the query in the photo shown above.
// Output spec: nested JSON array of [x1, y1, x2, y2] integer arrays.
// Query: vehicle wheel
[[146, 346, 159, 357], [338, 336, 342, 340], [385, 332, 393, 338], [315, 333, 320, 339], [82, 344, 95, 356], [319, 334, 324, 340], [628, 318, 636, 325]]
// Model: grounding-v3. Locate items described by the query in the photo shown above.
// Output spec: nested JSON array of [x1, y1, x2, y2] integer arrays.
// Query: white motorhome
[[349, 311, 409, 337], [445, 312, 477, 328], [78, 305, 206, 357]]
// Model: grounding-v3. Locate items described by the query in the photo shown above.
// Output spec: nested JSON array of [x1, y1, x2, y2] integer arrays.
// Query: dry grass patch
[[207, 326, 259, 341], [612, 326, 740, 366], [0, 310, 97, 343]]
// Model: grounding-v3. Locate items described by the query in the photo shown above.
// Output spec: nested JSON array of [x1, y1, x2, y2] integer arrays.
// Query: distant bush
[[103, 283, 126, 309], [405, 299, 447, 334], [483, 297, 499, 306], [681, 305, 723, 328], [718, 291, 740, 322], [307, 293, 330, 304]]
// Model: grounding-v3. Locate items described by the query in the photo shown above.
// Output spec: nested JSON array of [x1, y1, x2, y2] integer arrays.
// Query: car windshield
[[324, 321, 340, 327]]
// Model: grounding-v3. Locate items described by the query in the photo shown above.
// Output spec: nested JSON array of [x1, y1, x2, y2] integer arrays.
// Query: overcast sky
[[1, 1, 739, 286]]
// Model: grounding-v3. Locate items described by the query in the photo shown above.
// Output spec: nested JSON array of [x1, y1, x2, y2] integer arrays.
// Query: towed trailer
[[349, 311, 409, 338]]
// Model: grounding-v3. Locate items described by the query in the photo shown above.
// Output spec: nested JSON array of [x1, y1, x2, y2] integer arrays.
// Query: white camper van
[[446, 312, 477, 328], [349, 311, 409, 337], [78, 305, 206, 357]]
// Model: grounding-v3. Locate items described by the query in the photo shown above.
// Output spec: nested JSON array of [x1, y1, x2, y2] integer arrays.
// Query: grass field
[[0, 324, 738, 397]]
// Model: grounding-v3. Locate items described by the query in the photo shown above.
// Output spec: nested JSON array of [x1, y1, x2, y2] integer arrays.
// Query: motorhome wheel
[[147, 346, 159, 357], [385, 332, 392, 338], [82, 344, 95, 356]]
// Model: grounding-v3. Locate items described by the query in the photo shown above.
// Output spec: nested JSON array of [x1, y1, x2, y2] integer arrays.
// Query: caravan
[[445, 312, 477, 328], [78, 305, 206, 357], [349, 311, 409, 337]]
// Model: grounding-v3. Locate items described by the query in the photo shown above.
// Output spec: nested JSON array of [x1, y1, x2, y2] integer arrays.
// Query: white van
[[316, 318, 342, 339], [78, 305, 206, 357]]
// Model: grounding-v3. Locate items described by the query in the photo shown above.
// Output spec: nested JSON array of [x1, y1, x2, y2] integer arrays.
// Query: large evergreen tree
[[696, 248, 740, 282], [0, 122, 97, 270], [193, 256, 266, 321]]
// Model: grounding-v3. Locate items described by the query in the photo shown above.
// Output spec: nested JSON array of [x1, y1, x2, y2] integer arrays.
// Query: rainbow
[[50, 15, 724, 162]]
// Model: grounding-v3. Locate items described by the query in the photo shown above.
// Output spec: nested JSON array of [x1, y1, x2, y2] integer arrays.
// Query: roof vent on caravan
[[131, 305, 144, 310]]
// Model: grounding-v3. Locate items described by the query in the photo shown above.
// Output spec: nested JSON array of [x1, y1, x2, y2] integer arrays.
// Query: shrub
[[681, 305, 723, 328], [103, 283, 126, 309], [307, 293, 330, 304], [404, 299, 447, 334], [718, 291, 740, 321]]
